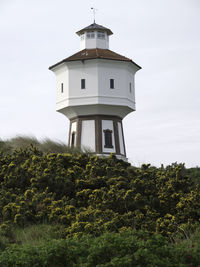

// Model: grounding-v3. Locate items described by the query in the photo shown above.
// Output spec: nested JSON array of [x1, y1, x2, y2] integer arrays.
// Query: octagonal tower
[[49, 22, 141, 160]]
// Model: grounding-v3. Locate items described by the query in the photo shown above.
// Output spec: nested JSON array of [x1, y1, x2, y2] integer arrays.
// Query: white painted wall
[[95, 36, 109, 49], [81, 120, 95, 151], [98, 60, 137, 105], [52, 58, 139, 119], [70, 121, 77, 146], [102, 120, 115, 153], [53, 64, 69, 105], [58, 104, 133, 120], [68, 60, 98, 99], [118, 122, 125, 155], [80, 31, 109, 50]]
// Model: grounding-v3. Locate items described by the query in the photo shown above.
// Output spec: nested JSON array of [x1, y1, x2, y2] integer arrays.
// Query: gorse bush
[[0, 145, 199, 238], [0, 141, 200, 265]]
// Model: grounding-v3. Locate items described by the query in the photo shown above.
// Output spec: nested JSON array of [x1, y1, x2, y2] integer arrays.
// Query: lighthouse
[[49, 22, 141, 160]]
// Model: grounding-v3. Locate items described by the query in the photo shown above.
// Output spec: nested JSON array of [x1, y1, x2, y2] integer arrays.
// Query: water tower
[[49, 22, 141, 160]]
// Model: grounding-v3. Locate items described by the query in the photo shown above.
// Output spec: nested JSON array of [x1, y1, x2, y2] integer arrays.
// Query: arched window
[[104, 129, 113, 148], [71, 132, 76, 147]]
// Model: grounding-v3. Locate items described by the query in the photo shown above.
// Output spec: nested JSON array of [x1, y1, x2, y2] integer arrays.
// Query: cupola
[[76, 22, 113, 50]]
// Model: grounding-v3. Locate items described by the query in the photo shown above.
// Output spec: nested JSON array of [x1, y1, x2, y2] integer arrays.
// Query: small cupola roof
[[76, 22, 113, 36]]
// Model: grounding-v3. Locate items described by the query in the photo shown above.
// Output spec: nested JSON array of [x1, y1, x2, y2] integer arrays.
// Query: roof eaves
[[49, 60, 66, 70], [76, 23, 113, 36], [49, 57, 142, 70]]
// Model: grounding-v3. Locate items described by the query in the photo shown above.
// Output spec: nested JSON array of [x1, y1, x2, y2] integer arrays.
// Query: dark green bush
[[0, 230, 200, 266]]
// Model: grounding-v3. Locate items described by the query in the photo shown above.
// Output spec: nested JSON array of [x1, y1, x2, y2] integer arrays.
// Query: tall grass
[[0, 224, 66, 249], [14, 224, 66, 246], [0, 136, 82, 154]]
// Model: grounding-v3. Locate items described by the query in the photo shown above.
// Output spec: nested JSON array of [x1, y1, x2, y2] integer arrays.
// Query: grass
[[14, 224, 66, 246], [0, 222, 199, 250], [0, 224, 66, 249], [0, 224, 200, 267], [0, 136, 83, 155]]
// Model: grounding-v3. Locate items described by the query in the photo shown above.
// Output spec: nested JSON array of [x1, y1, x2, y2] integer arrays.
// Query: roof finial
[[91, 7, 97, 23]]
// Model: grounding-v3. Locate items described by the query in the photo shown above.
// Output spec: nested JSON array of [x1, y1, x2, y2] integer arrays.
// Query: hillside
[[0, 139, 200, 266]]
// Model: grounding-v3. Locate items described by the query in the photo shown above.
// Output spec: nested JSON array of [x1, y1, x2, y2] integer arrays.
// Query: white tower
[[49, 22, 141, 160]]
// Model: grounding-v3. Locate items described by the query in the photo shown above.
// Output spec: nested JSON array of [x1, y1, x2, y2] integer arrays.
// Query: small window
[[110, 79, 114, 89], [104, 129, 113, 148], [61, 83, 64, 93], [71, 132, 75, 147], [129, 82, 132, 93], [86, 31, 95, 39], [97, 31, 105, 39], [81, 34, 85, 40], [81, 79, 85, 89]]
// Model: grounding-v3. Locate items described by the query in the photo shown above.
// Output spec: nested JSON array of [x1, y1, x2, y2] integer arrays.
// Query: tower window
[[81, 79, 86, 89], [104, 129, 113, 148], [97, 31, 105, 39], [86, 31, 95, 39], [71, 132, 75, 147], [110, 79, 114, 89], [129, 82, 132, 93], [61, 83, 64, 93]]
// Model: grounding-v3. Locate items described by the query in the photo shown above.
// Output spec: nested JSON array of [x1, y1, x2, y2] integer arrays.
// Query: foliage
[[0, 143, 200, 264], [0, 147, 199, 239], [0, 136, 82, 154], [0, 229, 200, 266], [186, 166, 200, 185]]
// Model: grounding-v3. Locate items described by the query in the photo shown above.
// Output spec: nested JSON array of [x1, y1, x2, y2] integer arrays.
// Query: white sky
[[0, 0, 200, 167]]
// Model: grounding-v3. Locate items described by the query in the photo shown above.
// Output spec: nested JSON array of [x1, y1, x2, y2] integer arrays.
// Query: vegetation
[[0, 136, 82, 154], [1, 229, 200, 267], [0, 137, 199, 266]]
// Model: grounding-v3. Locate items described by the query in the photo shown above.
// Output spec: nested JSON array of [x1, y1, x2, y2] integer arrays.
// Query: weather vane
[[91, 7, 97, 23]]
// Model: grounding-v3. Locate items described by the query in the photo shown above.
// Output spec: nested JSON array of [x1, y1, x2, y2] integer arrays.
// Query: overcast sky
[[0, 0, 199, 167]]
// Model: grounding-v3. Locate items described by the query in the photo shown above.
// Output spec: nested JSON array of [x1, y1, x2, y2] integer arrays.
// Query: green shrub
[[0, 230, 200, 266], [0, 144, 200, 242]]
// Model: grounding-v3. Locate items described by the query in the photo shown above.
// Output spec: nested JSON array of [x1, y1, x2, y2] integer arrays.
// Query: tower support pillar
[[68, 115, 127, 160]]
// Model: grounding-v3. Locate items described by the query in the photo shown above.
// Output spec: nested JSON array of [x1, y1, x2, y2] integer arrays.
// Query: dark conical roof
[[49, 49, 142, 70], [76, 22, 113, 36]]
